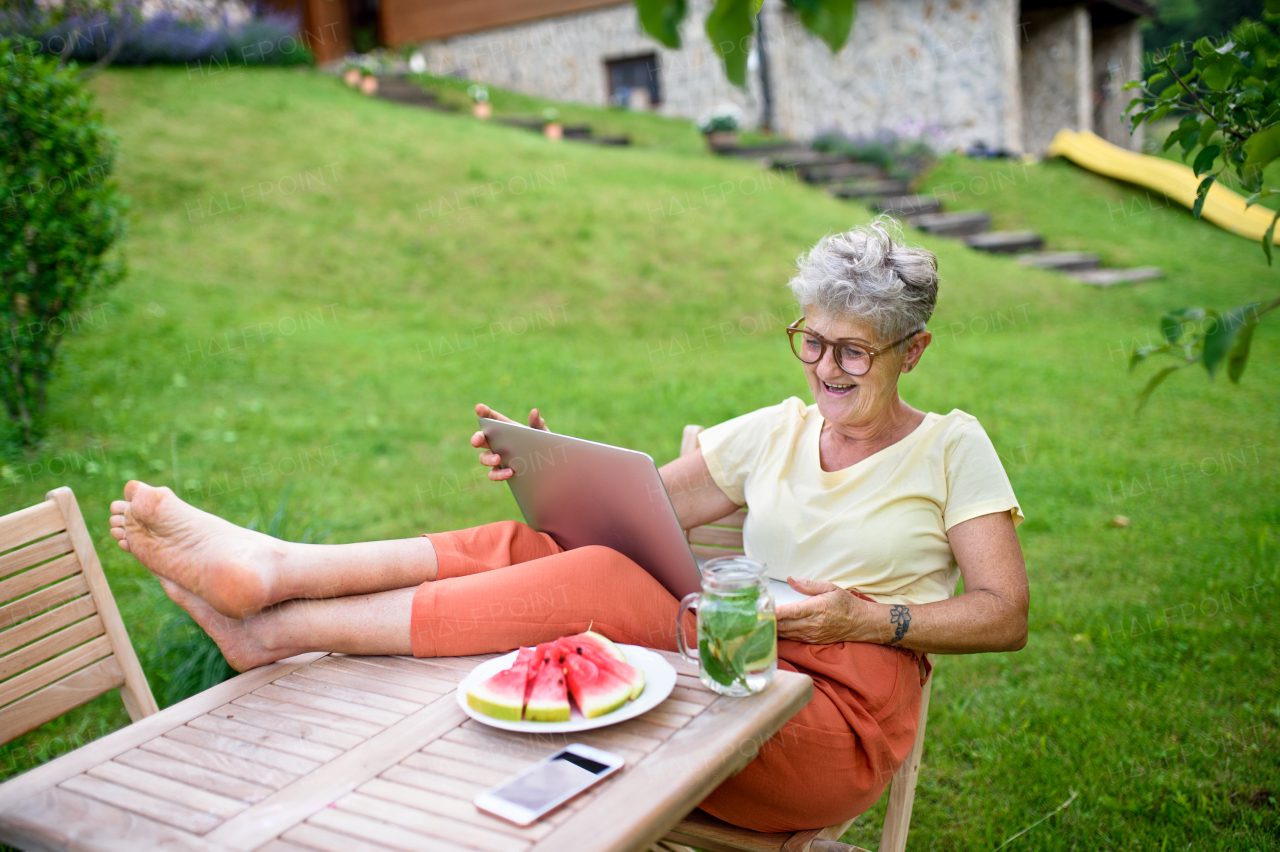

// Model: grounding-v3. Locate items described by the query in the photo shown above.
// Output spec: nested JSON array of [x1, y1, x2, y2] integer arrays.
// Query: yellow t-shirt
[[697, 397, 1023, 605]]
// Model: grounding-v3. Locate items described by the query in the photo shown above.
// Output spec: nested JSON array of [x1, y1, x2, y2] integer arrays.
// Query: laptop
[[479, 417, 808, 606]]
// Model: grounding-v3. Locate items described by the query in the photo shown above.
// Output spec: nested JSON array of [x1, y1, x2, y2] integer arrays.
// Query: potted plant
[[696, 105, 744, 151], [468, 84, 491, 119], [360, 73, 379, 96], [542, 107, 562, 141], [342, 60, 362, 88]]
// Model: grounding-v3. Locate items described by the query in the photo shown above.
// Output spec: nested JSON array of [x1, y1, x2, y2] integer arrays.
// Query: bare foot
[[158, 579, 290, 672], [110, 481, 288, 619]]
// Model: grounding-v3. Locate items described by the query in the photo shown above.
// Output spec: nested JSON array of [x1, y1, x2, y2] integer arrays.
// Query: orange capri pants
[[411, 520, 926, 833]]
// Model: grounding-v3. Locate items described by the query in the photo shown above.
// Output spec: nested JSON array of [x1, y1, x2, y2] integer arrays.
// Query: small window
[[606, 54, 661, 108]]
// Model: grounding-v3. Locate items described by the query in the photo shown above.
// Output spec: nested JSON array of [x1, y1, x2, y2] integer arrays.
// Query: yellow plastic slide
[[1047, 129, 1276, 244]]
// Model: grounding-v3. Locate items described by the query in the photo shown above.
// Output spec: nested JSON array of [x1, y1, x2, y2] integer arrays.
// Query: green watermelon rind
[[466, 636, 648, 724], [557, 637, 645, 701], [524, 646, 572, 722], [579, 630, 627, 663], [564, 655, 634, 719], [466, 682, 524, 721]]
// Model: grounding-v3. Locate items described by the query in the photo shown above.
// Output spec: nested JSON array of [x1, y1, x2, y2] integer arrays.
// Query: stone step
[[374, 78, 451, 110], [873, 195, 942, 217], [910, 210, 991, 237], [561, 125, 593, 139], [496, 116, 545, 130], [771, 151, 850, 169], [1070, 267, 1165, 287], [828, 179, 911, 199], [721, 142, 805, 158], [963, 231, 1044, 253], [800, 162, 885, 184], [1017, 251, 1101, 272], [586, 135, 631, 146]]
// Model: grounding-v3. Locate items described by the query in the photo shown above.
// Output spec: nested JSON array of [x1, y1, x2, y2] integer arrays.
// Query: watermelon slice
[[524, 644, 571, 722], [563, 653, 633, 719], [465, 646, 535, 721], [556, 636, 645, 700], [574, 630, 627, 663]]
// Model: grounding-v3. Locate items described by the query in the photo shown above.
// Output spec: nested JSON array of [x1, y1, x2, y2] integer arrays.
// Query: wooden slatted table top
[[0, 650, 812, 852]]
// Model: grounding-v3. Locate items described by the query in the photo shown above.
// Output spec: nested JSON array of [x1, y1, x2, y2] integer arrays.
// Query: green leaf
[[1202, 303, 1258, 378], [786, 0, 856, 52], [1197, 119, 1217, 148], [1244, 123, 1280, 174], [1227, 319, 1259, 384], [1160, 308, 1204, 345], [698, 636, 737, 686], [704, 0, 756, 88], [732, 618, 776, 673], [1200, 56, 1232, 90], [1265, 208, 1279, 266], [1193, 175, 1214, 218], [1136, 365, 1184, 414], [1163, 125, 1196, 152], [1267, 0, 1280, 15], [1193, 144, 1221, 176], [635, 0, 687, 49]]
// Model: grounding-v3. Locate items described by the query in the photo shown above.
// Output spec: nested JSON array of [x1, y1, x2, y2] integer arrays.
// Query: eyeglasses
[[785, 317, 922, 377]]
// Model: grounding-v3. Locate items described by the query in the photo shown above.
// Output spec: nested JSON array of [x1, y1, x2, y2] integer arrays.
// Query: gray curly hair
[[787, 216, 939, 340]]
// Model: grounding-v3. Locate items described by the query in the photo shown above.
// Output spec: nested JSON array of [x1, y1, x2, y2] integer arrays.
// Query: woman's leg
[[162, 544, 682, 671], [109, 481, 440, 618], [159, 579, 417, 671], [697, 641, 923, 832]]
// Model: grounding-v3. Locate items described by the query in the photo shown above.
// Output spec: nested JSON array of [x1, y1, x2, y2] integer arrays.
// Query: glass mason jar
[[676, 556, 777, 696]]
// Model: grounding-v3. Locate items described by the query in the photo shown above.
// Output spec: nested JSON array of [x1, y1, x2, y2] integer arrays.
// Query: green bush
[[0, 39, 126, 446]]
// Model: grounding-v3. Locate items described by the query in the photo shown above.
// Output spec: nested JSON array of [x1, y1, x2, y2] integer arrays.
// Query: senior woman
[[109, 218, 1027, 833]]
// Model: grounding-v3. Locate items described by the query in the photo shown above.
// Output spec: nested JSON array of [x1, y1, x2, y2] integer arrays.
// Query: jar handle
[[676, 592, 700, 663]]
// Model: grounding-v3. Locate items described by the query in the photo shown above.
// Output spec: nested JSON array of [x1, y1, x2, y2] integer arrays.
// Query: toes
[[123, 480, 143, 500], [110, 515, 124, 528], [109, 527, 125, 541]]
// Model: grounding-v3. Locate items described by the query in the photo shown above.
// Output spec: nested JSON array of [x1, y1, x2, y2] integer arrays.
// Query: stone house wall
[[1091, 22, 1144, 150], [762, 0, 1022, 152], [1020, 5, 1090, 155], [414, 0, 1142, 155], [415, 0, 1022, 152], [414, 0, 765, 131]]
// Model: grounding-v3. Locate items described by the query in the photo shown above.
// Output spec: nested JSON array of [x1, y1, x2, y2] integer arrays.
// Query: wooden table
[[0, 650, 812, 852]]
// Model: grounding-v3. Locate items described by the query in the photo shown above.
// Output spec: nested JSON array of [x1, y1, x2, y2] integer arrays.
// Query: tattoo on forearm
[[888, 605, 911, 645]]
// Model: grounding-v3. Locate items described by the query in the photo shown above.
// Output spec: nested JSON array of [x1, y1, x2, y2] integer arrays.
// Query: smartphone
[[474, 743, 625, 826]]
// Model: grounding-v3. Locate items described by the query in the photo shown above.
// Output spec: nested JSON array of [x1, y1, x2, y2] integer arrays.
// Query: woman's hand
[[775, 577, 872, 645], [470, 403, 548, 482]]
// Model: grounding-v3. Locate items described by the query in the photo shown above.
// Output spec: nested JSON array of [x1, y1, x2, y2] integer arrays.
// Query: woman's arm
[[776, 511, 1029, 654], [474, 409, 738, 531], [658, 449, 741, 531]]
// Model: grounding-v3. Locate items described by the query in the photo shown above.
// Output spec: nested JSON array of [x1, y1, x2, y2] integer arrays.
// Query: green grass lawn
[[1, 67, 1277, 849]]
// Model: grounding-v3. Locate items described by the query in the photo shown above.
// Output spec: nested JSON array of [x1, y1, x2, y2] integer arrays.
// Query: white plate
[[456, 644, 677, 733]]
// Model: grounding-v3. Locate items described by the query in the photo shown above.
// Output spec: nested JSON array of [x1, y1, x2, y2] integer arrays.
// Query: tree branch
[[1163, 56, 1250, 141]]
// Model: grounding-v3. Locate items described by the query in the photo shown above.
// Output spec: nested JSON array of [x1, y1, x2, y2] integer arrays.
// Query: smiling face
[[798, 308, 926, 428]]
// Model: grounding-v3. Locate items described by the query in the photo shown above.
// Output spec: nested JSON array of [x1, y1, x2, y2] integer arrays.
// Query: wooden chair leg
[[877, 676, 932, 852]]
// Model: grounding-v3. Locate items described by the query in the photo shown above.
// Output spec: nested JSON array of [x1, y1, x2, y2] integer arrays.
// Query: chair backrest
[[0, 488, 158, 745], [679, 425, 933, 852], [680, 425, 748, 559]]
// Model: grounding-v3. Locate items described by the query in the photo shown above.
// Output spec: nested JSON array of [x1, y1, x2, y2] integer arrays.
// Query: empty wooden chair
[[0, 487, 157, 746], [662, 426, 933, 852]]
